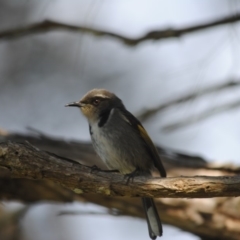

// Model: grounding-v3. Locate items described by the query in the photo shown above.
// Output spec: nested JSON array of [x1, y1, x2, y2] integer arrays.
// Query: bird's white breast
[[89, 110, 115, 166]]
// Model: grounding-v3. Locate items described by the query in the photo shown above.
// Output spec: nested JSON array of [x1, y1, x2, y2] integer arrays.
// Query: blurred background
[[1, 0, 240, 240]]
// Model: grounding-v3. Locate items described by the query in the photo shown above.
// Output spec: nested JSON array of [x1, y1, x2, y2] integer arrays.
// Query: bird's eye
[[92, 98, 101, 106]]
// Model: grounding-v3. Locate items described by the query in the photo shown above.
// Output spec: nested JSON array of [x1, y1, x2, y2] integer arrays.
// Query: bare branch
[[163, 98, 240, 132], [137, 80, 240, 121], [0, 13, 240, 45], [0, 141, 240, 198]]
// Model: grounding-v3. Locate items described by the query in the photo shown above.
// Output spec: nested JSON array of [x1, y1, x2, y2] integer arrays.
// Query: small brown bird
[[66, 89, 166, 239]]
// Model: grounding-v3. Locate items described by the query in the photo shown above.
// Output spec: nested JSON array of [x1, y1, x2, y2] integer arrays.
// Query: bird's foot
[[124, 168, 140, 185]]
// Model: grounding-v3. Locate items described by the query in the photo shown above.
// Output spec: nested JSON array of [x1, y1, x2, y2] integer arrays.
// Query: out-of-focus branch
[[0, 178, 79, 203], [138, 80, 240, 121], [163, 98, 240, 132], [83, 195, 240, 240], [2, 177, 240, 240], [0, 13, 240, 45], [0, 206, 30, 240]]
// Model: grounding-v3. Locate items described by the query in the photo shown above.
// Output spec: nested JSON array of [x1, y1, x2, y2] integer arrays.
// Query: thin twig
[[0, 13, 240, 45], [58, 209, 121, 216], [163, 98, 240, 131], [137, 80, 240, 121]]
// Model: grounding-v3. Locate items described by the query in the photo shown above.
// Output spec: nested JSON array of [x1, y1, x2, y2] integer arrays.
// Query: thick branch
[[0, 13, 240, 45], [0, 141, 240, 198]]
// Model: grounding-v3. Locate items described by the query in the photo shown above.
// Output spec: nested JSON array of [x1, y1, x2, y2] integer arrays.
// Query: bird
[[66, 89, 166, 239]]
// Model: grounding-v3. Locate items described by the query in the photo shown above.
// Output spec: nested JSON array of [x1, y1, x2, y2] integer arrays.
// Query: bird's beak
[[65, 101, 83, 107]]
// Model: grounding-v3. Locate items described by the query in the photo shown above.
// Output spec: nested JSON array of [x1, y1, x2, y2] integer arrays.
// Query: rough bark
[[1, 141, 240, 198]]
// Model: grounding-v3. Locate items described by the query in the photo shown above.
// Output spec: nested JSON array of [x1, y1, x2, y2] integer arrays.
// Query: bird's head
[[65, 89, 124, 122]]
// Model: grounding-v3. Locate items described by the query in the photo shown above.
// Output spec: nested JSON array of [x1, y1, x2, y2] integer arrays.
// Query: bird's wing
[[120, 109, 166, 177]]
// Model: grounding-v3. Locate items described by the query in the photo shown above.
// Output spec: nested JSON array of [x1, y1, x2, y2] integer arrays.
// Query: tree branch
[[163, 98, 240, 131], [0, 141, 240, 198], [0, 13, 240, 45], [137, 80, 240, 121], [1, 133, 240, 239]]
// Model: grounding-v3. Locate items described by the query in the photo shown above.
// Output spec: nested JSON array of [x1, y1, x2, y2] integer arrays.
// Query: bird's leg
[[124, 168, 141, 185]]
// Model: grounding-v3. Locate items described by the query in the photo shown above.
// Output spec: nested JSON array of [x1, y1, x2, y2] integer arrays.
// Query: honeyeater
[[66, 89, 166, 239]]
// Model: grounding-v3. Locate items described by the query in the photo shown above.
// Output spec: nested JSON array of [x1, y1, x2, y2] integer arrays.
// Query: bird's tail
[[142, 197, 162, 239]]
